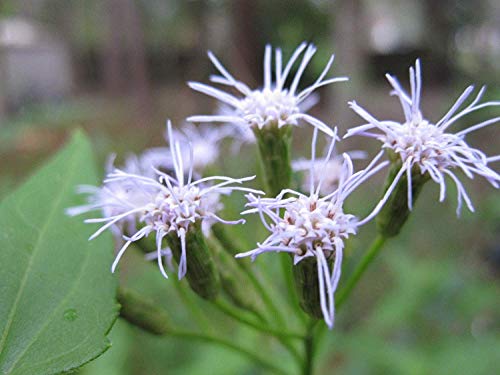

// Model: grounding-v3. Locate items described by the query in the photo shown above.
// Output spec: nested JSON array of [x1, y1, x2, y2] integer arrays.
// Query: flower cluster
[[69, 121, 262, 280], [71, 42, 499, 329]]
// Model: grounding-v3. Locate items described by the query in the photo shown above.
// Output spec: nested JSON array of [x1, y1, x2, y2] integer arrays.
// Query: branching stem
[[336, 235, 387, 309]]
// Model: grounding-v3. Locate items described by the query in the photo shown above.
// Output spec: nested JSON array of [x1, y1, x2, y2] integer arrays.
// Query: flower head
[[347, 59, 500, 215], [187, 42, 348, 137], [293, 149, 367, 195], [214, 103, 256, 148], [67, 154, 157, 243], [70, 121, 262, 280], [140, 122, 230, 175], [236, 129, 388, 328]]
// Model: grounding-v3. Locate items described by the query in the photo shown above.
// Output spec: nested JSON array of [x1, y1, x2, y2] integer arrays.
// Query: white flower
[[293, 148, 366, 195], [72, 121, 263, 280], [140, 122, 230, 174], [187, 42, 348, 137], [236, 129, 389, 328], [347, 59, 500, 215], [67, 154, 157, 242], [214, 103, 256, 148]]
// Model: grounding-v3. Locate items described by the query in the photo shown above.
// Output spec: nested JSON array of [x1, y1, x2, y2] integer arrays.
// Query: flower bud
[[292, 256, 324, 319], [254, 125, 292, 196], [376, 160, 429, 238], [167, 224, 220, 300], [118, 287, 170, 335]]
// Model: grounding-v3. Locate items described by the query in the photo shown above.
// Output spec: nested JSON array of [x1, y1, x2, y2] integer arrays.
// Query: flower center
[[142, 185, 213, 231], [386, 120, 458, 169], [239, 88, 300, 128], [277, 196, 357, 253]]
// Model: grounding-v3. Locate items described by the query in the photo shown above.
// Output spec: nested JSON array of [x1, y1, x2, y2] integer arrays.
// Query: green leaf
[[0, 131, 118, 375]]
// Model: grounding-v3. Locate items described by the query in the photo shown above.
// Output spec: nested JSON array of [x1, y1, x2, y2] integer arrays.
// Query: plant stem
[[172, 279, 212, 333], [211, 228, 288, 328], [213, 298, 303, 365], [254, 125, 293, 197], [213, 299, 304, 340], [302, 320, 318, 375], [169, 330, 288, 375], [313, 236, 388, 353], [336, 235, 387, 309], [118, 289, 288, 374], [245, 267, 287, 326], [209, 236, 285, 326]]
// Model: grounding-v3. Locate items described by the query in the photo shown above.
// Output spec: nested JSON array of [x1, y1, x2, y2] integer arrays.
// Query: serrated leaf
[[0, 131, 118, 375]]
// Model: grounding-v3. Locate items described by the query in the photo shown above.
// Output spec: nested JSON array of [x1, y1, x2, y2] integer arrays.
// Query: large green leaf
[[0, 131, 118, 375]]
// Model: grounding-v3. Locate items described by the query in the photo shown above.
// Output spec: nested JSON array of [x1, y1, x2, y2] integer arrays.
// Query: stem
[[213, 298, 303, 365], [209, 236, 283, 325], [254, 125, 293, 197], [302, 320, 318, 375], [211, 223, 249, 258], [246, 268, 286, 325], [213, 299, 304, 340], [169, 330, 288, 375], [118, 289, 288, 374], [173, 279, 212, 333], [314, 236, 388, 353], [336, 235, 387, 309]]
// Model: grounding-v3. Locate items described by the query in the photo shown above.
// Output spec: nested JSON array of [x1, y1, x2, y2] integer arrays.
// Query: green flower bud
[[167, 224, 220, 300], [376, 160, 429, 238], [254, 125, 292, 196], [118, 287, 170, 335], [292, 256, 324, 320]]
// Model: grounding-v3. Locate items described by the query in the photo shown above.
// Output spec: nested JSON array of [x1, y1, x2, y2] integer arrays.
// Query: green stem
[[250, 307, 267, 323], [169, 330, 288, 375], [213, 299, 303, 365], [213, 299, 304, 340], [302, 320, 318, 375], [173, 279, 212, 333], [336, 235, 387, 309], [245, 268, 287, 326], [254, 125, 293, 197], [211, 223, 249, 258], [314, 236, 388, 353], [118, 289, 287, 374], [210, 235, 287, 327]]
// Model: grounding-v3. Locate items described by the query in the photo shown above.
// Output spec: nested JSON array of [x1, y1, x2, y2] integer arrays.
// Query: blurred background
[[0, 0, 499, 374]]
